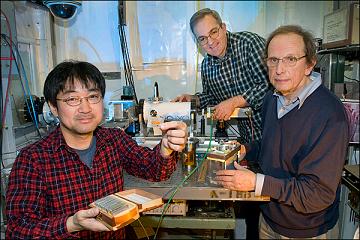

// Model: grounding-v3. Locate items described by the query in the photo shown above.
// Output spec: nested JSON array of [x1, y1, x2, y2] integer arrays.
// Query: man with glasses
[[5, 61, 188, 239], [173, 8, 269, 239], [173, 8, 270, 144], [216, 25, 349, 239]]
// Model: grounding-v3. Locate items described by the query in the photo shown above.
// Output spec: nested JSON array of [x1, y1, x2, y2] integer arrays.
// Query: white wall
[[14, 1, 54, 97], [52, 1, 333, 102]]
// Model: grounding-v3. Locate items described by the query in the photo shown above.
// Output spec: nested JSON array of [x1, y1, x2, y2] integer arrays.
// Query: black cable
[[120, 24, 136, 97], [119, 25, 129, 86], [224, 120, 241, 136], [117, 5, 138, 105], [122, 25, 138, 104], [122, 26, 134, 86], [344, 75, 360, 82], [120, 27, 134, 98], [119, 26, 127, 83], [120, 28, 129, 86]]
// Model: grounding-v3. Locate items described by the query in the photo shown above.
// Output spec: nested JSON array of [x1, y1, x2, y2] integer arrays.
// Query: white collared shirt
[[273, 72, 322, 119]]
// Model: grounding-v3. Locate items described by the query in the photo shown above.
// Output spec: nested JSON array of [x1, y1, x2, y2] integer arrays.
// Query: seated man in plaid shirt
[[5, 60, 187, 239]]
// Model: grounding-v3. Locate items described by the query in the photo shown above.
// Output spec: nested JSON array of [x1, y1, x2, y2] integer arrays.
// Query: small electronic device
[[205, 141, 241, 185], [89, 189, 163, 230], [206, 140, 241, 165]]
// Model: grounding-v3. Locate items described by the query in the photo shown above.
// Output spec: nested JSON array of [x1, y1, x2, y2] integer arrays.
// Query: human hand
[[67, 208, 110, 233], [213, 97, 238, 120], [160, 121, 188, 157], [215, 161, 256, 191], [171, 94, 193, 102]]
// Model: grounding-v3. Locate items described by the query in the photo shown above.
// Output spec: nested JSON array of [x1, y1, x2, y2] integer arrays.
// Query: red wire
[[0, 57, 15, 60], [1, 9, 13, 128]]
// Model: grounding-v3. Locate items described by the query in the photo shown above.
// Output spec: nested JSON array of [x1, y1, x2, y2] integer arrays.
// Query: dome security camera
[[43, 1, 81, 20]]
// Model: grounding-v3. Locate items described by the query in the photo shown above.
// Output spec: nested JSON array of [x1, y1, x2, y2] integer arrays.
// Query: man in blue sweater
[[215, 25, 349, 238]]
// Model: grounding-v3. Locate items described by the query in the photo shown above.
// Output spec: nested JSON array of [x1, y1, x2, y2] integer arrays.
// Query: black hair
[[43, 60, 105, 107]]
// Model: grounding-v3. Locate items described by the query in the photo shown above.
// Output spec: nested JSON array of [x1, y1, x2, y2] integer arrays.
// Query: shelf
[[317, 44, 359, 60]]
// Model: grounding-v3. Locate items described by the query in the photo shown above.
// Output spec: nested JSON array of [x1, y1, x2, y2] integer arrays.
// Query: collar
[[273, 71, 322, 109], [296, 71, 322, 108], [53, 126, 102, 151], [52, 126, 67, 151]]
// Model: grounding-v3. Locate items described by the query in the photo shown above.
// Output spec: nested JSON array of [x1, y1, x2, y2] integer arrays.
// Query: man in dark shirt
[[173, 8, 269, 143], [216, 25, 349, 238], [5, 61, 188, 239]]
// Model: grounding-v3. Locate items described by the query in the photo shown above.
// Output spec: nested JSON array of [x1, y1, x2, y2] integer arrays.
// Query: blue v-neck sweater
[[255, 85, 349, 238]]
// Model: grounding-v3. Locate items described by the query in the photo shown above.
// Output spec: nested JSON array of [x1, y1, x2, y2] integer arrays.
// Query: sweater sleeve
[[261, 112, 349, 213]]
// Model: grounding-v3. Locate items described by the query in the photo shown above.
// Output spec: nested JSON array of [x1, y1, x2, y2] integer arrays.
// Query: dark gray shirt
[[75, 136, 96, 168]]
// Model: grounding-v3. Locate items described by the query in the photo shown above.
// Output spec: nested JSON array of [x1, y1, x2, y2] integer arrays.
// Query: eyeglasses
[[266, 55, 307, 67], [197, 26, 221, 46], [56, 93, 102, 106]]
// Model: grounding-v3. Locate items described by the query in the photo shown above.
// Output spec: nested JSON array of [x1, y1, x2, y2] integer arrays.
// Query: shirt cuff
[[255, 173, 265, 196], [195, 93, 207, 109]]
